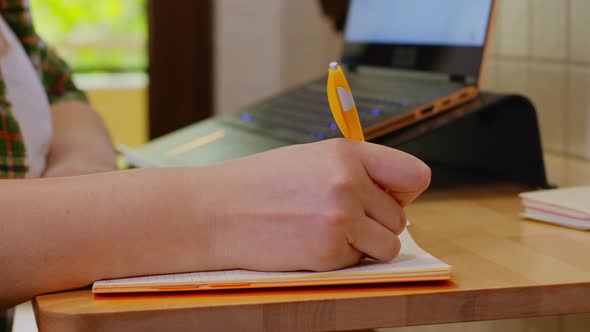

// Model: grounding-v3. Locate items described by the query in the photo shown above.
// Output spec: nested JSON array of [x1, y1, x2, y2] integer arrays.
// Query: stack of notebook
[[519, 186, 590, 230]]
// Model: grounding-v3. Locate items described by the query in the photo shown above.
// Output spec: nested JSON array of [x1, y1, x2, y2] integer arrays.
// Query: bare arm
[[1, 167, 224, 308], [43, 101, 117, 177], [0, 140, 430, 309]]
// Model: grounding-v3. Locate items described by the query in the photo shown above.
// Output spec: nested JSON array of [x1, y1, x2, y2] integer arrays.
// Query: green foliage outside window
[[30, 0, 148, 73]]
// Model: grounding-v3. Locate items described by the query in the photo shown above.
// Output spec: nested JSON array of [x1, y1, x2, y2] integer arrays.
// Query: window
[[30, 0, 147, 73]]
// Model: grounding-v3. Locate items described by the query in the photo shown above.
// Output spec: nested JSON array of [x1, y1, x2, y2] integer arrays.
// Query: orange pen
[[326, 62, 365, 141]]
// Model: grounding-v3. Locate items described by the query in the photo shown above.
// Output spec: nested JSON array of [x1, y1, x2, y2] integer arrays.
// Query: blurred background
[[31, 0, 148, 147], [30, 0, 589, 157]]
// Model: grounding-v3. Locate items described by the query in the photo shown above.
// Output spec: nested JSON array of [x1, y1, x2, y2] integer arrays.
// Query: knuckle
[[319, 207, 349, 230], [326, 138, 354, 155], [309, 214, 353, 270], [318, 140, 363, 194], [326, 139, 358, 164], [312, 243, 362, 272], [315, 168, 357, 197], [328, 172, 357, 194], [314, 245, 345, 270]]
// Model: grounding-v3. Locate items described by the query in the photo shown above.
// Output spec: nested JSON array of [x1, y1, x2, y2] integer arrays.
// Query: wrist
[[179, 165, 244, 271], [156, 166, 239, 272]]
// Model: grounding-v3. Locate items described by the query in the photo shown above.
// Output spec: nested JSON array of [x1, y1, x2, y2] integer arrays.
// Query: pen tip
[[329, 62, 338, 71]]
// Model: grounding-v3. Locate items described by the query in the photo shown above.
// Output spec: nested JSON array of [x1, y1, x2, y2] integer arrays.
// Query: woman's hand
[[206, 139, 431, 272]]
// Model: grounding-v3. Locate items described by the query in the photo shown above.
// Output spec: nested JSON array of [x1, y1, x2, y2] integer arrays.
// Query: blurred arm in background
[[34, 33, 117, 177]]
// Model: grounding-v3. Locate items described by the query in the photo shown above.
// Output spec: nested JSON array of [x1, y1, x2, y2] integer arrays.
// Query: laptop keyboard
[[221, 84, 410, 144]]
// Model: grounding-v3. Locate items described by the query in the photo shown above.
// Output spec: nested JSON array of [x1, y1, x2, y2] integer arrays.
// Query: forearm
[[44, 101, 117, 177], [1, 139, 432, 309], [0, 168, 225, 308]]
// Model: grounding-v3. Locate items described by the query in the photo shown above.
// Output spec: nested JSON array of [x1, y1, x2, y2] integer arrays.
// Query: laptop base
[[374, 92, 550, 189]]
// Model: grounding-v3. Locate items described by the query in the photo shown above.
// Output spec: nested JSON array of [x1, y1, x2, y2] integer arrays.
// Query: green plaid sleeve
[[0, 77, 27, 179], [37, 42, 89, 105]]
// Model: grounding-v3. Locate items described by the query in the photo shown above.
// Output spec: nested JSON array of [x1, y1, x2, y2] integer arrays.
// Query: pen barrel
[[342, 107, 365, 141], [327, 63, 365, 142]]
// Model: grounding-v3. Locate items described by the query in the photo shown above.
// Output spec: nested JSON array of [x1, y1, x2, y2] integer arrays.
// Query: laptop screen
[[342, 0, 495, 79], [345, 0, 492, 47]]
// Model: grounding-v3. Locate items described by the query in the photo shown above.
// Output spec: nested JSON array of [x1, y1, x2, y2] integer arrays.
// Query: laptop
[[123, 0, 497, 167]]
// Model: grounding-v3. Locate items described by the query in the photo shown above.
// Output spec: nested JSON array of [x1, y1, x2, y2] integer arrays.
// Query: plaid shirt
[[0, 0, 87, 179]]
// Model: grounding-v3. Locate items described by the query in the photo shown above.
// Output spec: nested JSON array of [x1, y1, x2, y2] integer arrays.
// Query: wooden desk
[[34, 153, 590, 332]]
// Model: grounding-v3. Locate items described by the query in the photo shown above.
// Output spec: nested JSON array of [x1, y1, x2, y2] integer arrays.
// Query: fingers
[[348, 215, 401, 262], [361, 179, 407, 235], [355, 141, 432, 207]]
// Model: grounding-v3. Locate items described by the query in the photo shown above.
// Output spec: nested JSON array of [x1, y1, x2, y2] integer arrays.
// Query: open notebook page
[[93, 229, 451, 293]]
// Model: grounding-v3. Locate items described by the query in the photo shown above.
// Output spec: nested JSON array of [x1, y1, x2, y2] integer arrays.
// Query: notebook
[[92, 229, 451, 294], [519, 186, 590, 230]]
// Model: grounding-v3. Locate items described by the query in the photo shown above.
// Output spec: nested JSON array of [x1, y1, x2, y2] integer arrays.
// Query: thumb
[[356, 141, 431, 206]]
